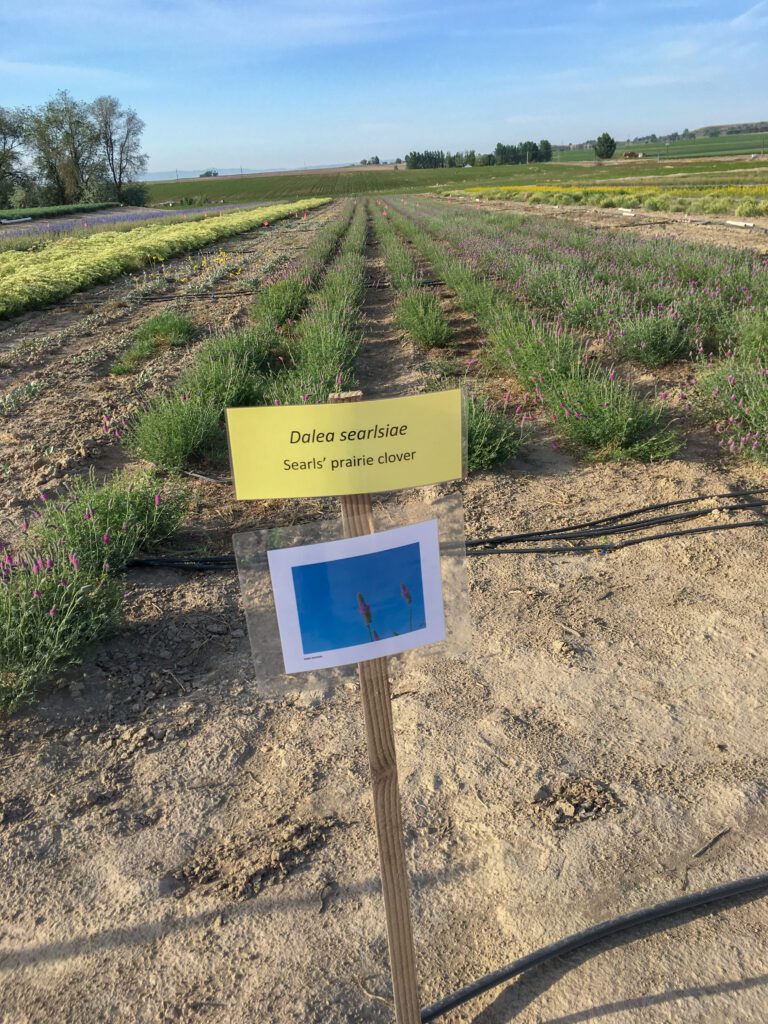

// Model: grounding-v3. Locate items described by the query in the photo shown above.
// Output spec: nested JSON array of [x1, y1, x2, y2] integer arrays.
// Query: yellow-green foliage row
[[0, 198, 330, 318]]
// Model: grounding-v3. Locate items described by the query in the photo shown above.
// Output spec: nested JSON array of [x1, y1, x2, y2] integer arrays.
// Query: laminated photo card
[[267, 519, 445, 673]]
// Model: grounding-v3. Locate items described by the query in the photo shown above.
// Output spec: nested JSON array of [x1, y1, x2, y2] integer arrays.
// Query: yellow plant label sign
[[226, 390, 463, 498]]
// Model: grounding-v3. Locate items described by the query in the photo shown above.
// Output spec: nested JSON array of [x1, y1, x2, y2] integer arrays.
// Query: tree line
[[404, 140, 552, 169], [0, 90, 147, 209]]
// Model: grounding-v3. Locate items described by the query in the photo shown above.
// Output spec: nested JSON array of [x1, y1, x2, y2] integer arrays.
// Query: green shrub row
[[269, 201, 369, 405], [127, 203, 357, 469], [372, 201, 452, 350], [387, 202, 679, 462], [699, 311, 768, 458], [0, 198, 329, 318]]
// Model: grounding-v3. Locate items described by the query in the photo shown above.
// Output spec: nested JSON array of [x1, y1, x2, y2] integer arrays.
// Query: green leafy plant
[[1, 471, 187, 713], [395, 290, 452, 348], [111, 311, 197, 374]]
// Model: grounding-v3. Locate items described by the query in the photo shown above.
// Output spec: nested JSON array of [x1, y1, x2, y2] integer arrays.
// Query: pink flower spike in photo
[[357, 591, 375, 641], [401, 582, 413, 630]]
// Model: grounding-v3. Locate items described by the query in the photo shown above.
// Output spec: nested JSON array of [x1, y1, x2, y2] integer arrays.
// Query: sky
[[292, 543, 425, 652], [1, 1, 766, 173]]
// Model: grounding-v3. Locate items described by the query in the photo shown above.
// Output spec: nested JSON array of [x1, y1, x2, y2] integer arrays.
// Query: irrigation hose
[[465, 487, 768, 547], [129, 516, 768, 569], [467, 500, 768, 549], [421, 873, 768, 1020]]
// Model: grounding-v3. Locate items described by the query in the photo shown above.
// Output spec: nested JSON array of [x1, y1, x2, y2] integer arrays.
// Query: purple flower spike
[[102, 532, 111, 545], [154, 494, 161, 508], [33, 589, 41, 600], [49, 606, 57, 618]]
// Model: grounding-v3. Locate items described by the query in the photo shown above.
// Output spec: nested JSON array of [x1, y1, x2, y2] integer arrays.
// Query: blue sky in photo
[[1, 2, 766, 171], [292, 542, 425, 654]]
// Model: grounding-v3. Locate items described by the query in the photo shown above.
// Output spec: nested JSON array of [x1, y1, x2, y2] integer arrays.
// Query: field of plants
[[2, 191, 768, 1023], [0, 198, 329, 318], [453, 182, 768, 217], [144, 156, 768, 206], [554, 129, 768, 162]]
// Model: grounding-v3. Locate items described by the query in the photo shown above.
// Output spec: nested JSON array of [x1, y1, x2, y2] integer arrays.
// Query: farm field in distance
[[145, 154, 768, 206], [1, 179, 768, 1024]]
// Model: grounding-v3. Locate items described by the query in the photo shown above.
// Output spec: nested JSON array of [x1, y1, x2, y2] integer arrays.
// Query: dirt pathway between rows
[[354, 213, 422, 400], [2, 205, 768, 1023]]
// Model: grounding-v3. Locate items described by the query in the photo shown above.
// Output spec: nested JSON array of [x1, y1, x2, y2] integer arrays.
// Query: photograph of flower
[[291, 542, 426, 655], [267, 519, 445, 673]]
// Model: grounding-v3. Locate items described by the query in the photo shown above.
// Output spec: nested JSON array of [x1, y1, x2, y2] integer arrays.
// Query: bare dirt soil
[[457, 196, 768, 254], [1, 207, 767, 1023]]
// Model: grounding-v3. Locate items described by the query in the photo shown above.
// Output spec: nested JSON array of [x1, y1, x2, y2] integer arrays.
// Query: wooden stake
[[330, 391, 421, 1024]]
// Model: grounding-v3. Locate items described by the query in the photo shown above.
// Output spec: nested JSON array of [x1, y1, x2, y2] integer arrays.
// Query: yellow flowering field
[[445, 184, 768, 217], [0, 198, 329, 318]]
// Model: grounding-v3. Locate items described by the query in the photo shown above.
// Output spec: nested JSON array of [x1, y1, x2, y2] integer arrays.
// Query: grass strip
[[110, 311, 197, 375]]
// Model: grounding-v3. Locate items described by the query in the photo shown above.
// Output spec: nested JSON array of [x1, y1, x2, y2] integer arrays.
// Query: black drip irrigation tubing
[[129, 489, 768, 570], [420, 873, 768, 1020]]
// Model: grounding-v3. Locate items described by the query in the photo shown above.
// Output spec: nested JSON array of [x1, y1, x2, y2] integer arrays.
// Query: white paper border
[[267, 520, 446, 673]]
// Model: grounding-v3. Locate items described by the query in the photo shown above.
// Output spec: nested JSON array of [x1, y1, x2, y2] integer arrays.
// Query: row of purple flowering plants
[[415, 197, 767, 368], [385, 198, 679, 462], [1, 471, 187, 713], [394, 197, 768, 461], [0, 202, 272, 255], [372, 198, 524, 471], [126, 200, 365, 471]]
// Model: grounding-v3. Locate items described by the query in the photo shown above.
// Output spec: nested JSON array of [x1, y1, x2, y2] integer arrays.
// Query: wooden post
[[330, 391, 421, 1024]]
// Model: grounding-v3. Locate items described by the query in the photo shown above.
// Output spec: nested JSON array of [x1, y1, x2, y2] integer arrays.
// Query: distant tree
[[593, 132, 617, 159], [0, 106, 26, 207], [91, 96, 147, 200], [520, 140, 539, 163], [394, 157, 402, 164], [360, 158, 369, 165], [538, 139, 553, 162], [477, 153, 495, 166], [23, 90, 104, 204], [199, 169, 219, 177], [494, 142, 520, 165], [370, 155, 380, 165]]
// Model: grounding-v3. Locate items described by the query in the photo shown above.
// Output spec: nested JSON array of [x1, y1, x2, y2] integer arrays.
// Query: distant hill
[[694, 121, 768, 136]]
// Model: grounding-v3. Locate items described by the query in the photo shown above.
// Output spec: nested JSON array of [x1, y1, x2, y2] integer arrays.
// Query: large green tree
[[91, 96, 147, 200], [23, 90, 104, 204], [594, 132, 617, 159]]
